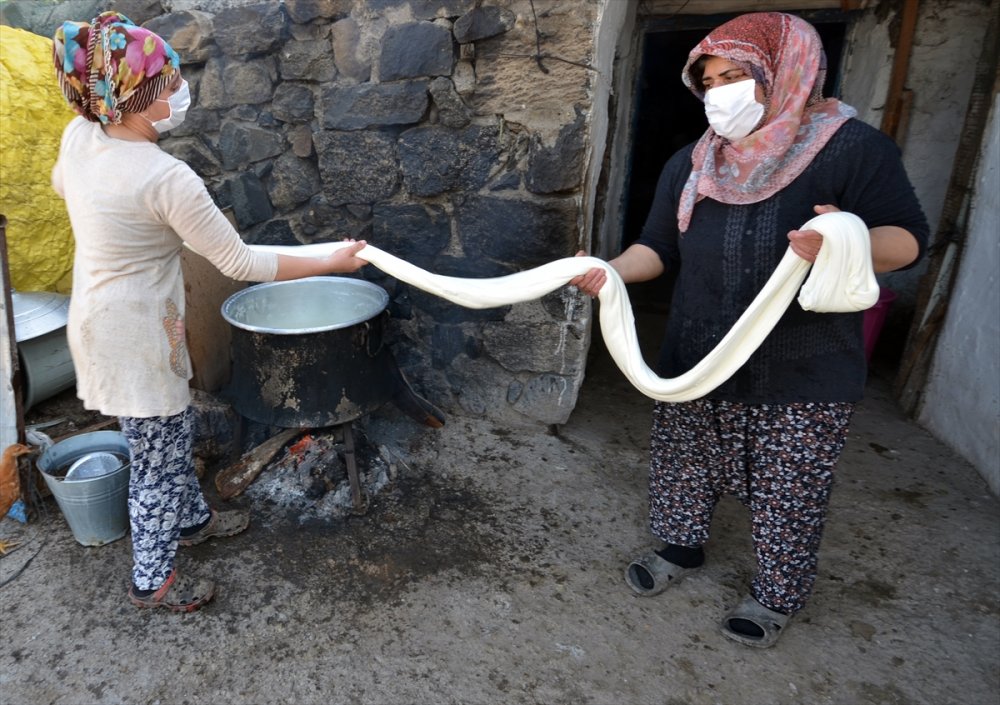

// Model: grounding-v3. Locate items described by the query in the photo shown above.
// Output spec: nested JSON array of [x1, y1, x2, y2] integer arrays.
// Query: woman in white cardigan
[[52, 11, 367, 612]]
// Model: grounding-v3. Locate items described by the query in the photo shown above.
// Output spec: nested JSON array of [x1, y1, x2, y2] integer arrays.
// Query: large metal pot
[[221, 277, 398, 428]]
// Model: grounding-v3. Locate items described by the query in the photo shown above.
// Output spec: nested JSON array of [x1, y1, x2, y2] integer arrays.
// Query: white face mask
[[703, 79, 765, 141], [148, 80, 190, 133]]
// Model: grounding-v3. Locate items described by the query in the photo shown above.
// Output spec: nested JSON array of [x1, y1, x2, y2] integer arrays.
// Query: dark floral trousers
[[119, 407, 211, 591], [648, 399, 854, 614]]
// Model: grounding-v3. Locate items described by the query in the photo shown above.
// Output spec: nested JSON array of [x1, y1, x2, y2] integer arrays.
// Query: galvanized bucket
[[37, 431, 131, 547]]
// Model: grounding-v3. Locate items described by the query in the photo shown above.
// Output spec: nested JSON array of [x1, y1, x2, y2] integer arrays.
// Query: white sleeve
[[149, 159, 278, 282]]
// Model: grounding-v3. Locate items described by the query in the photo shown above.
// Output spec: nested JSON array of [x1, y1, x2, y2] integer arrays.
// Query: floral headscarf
[[52, 11, 180, 125], [676, 12, 857, 232]]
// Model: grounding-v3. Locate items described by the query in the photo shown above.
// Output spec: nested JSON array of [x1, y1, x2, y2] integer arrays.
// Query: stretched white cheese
[[251, 211, 877, 402]]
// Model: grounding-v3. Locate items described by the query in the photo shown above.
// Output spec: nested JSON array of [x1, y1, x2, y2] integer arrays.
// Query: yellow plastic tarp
[[0, 24, 76, 293]]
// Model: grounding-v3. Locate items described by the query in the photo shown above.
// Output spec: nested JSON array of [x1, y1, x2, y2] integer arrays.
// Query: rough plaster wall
[[593, 2, 639, 263], [580, 0, 629, 244], [918, 93, 1000, 494], [842, 1, 992, 241], [840, 1, 991, 317], [900, 1, 991, 239], [839, 11, 894, 130], [573, 0, 632, 371]]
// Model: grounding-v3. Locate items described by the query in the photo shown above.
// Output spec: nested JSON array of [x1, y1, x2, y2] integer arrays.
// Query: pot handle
[[363, 314, 386, 357]]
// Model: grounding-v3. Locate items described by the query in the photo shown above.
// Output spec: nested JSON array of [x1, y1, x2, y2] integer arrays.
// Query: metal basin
[[221, 277, 398, 428]]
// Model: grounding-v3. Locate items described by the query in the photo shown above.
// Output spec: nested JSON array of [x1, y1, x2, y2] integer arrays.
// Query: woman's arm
[[569, 243, 664, 297], [788, 204, 920, 273], [869, 225, 920, 273]]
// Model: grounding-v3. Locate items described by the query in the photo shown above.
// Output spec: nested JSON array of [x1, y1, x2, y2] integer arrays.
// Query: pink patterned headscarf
[[53, 11, 180, 125], [676, 12, 857, 232]]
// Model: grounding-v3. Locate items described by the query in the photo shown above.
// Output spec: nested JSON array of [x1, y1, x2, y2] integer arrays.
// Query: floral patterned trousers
[[119, 408, 211, 591], [648, 399, 854, 615]]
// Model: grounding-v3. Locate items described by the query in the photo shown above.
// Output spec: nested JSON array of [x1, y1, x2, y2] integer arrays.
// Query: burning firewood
[[214, 428, 302, 500]]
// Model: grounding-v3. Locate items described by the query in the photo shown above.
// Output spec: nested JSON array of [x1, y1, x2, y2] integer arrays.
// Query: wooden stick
[[49, 418, 118, 443], [214, 428, 302, 500]]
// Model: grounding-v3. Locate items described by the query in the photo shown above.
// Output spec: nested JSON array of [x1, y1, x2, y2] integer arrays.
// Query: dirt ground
[[1, 314, 998, 705]]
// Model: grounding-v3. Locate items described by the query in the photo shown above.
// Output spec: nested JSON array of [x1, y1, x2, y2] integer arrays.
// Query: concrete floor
[[1, 315, 998, 705]]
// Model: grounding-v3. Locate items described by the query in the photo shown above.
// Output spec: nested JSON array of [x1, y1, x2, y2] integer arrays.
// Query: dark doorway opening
[[620, 12, 849, 310]]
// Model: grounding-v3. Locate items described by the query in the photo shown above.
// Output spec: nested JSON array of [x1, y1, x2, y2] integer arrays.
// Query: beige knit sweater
[[52, 117, 279, 418]]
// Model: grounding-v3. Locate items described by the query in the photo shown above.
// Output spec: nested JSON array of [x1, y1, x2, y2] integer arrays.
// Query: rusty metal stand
[[339, 421, 367, 514]]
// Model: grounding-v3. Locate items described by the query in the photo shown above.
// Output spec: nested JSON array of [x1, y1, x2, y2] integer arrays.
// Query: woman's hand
[[274, 239, 369, 280], [788, 204, 840, 263], [324, 239, 369, 273], [568, 250, 607, 298]]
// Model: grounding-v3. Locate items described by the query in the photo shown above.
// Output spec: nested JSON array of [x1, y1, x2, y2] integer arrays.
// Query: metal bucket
[[37, 431, 131, 547], [18, 328, 76, 409], [221, 277, 398, 428]]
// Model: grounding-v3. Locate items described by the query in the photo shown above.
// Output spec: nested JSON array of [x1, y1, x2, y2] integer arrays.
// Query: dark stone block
[[453, 6, 515, 43], [142, 10, 214, 64], [399, 124, 500, 197], [199, 56, 277, 110], [245, 219, 299, 247], [331, 18, 371, 82], [160, 137, 221, 177], [295, 196, 372, 242], [110, 0, 164, 26], [526, 107, 586, 194], [218, 121, 286, 170], [271, 83, 315, 124], [0, 0, 104, 36], [428, 76, 471, 128], [267, 152, 322, 209], [379, 22, 453, 81], [217, 172, 274, 229], [289, 125, 314, 157], [226, 105, 260, 122], [278, 38, 336, 81], [214, 3, 287, 57], [252, 160, 273, 180], [456, 195, 579, 268], [430, 324, 469, 370], [488, 171, 521, 191], [511, 373, 575, 423], [165, 105, 220, 139], [372, 203, 450, 266], [284, 0, 351, 23], [314, 130, 399, 205], [318, 82, 428, 130], [258, 111, 279, 128], [385, 294, 412, 321]]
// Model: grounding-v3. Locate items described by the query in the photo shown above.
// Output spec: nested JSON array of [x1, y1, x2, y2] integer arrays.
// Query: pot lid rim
[[220, 276, 389, 334], [11, 290, 70, 341]]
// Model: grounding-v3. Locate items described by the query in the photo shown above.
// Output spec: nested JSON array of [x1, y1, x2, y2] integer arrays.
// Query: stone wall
[[4, 0, 603, 426]]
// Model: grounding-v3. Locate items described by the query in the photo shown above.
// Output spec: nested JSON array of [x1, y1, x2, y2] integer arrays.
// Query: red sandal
[[128, 569, 216, 613]]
